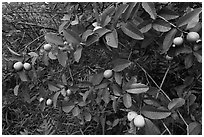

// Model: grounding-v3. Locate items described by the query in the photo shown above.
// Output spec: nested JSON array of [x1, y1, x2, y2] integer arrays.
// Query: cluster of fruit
[[166, 31, 201, 60], [127, 111, 145, 128], [39, 89, 72, 106], [13, 61, 32, 72], [173, 31, 200, 47]]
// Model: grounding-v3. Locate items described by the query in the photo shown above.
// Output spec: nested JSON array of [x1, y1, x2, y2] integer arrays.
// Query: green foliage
[[2, 2, 202, 135]]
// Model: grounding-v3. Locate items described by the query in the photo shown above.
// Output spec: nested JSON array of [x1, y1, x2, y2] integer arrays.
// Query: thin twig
[[156, 65, 170, 99], [161, 120, 172, 135]]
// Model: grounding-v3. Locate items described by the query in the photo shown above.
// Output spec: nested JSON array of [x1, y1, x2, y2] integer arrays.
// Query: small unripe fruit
[[173, 37, 183, 46], [66, 89, 71, 96], [39, 97, 44, 102], [133, 115, 145, 127], [127, 111, 138, 121], [186, 32, 200, 42], [103, 69, 113, 79], [46, 98, 52, 105], [23, 62, 32, 71], [43, 43, 52, 51], [13, 61, 23, 71]]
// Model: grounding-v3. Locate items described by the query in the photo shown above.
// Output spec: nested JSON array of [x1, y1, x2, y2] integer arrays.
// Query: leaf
[[129, 2, 141, 19], [82, 29, 93, 41], [152, 19, 171, 32], [162, 28, 177, 53], [59, 21, 69, 34], [84, 111, 92, 121], [48, 83, 60, 92], [105, 29, 118, 48], [176, 8, 202, 27], [72, 106, 80, 116], [188, 122, 202, 135], [100, 5, 115, 27], [126, 83, 149, 94], [188, 94, 196, 106], [141, 105, 171, 119], [62, 105, 75, 113], [121, 22, 144, 40], [112, 83, 122, 96], [113, 4, 128, 23], [17, 71, 28, 81], [74, 46, 82, 63], [112, 119, 120, 127], [85, 34, 99, 46], [193, 52, 202, 63], [143, 99, 161, 107], [122, 2, 137, 22], [57, 50, 67, 67], [53, 92, 60, 108], [123, 93, 132, 108], [112, 58, 131, 72], [14, 85, 20, 96], [90, 72, 104, 86], [185, 54, 194, 69], [175, 46, 192, 56], [137, 20, 152, 33], [142, 2, 157, 20], [63, 29, 81, 45], [186, 14, 199, 30], [168, 98, 185, 110], [114, 72, 123, 85], [102, 88, 110, 104], [144, 118, 161, 135], [45, 32, 64, 45], [158, 8, 179, 20], [94, 28, 111, 38]]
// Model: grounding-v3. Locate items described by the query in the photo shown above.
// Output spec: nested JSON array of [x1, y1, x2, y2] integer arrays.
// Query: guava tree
[[2, 2, 202, 135]]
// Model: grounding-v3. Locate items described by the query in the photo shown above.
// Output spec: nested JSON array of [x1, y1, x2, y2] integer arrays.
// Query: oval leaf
[[94, 28, 111, 38], [63, 29, 81, 45], [162, 28, 177, 53], [102, 88, 110, 104], [123, 93, 132, 108], [158, 8, 179, 20], [188, 122, 202, 135], [142, 2, 157, 20], [122, 2, 137, 22], [113, 4, 128, 23], [185, 54, 194, 69], [144, 118, 161, 135], [126, 83, 149, 94], [74, 46, 83, 63], [45, 32, 64, 45], [193, 52, 202, 63], [17, 71, 28, 81], [113, 58, 131, 72], [168, 98, 185, 110], [105, 29, 118, 48], [121, 22, 144, 40], [138, 21, 152, 33], [62, 105, 75, 113], [72, 106, 80, 116], [85, 34, 99, 47], [176, 8, 202, 27], [141, 105, 171, 119], [153, 19, 171, 32], [84, 111, 92, 121], [57, 50, 67, 67], [90, 72, 104, 86]]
